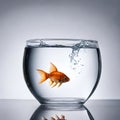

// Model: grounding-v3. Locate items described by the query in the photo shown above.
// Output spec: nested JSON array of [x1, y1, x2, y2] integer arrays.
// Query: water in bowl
[[23, 39, 101, 104]]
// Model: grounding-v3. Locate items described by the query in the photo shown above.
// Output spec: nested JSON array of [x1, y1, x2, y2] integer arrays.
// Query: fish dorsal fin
[[50, 63, 58, 73]]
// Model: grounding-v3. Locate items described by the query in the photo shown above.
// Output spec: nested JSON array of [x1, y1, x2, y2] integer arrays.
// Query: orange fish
[[42, 114, 66, 120], [37, 63, 70, 88]]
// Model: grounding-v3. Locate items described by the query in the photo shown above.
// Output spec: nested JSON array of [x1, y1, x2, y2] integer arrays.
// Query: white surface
[[0, 100, 39, 120], [0, 0, 120, 99], [0, 100, 120, 120]]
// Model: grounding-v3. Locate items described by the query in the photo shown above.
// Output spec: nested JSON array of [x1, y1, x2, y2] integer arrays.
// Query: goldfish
[[42, 114, 66, 120], [37, 63, 70, 88]]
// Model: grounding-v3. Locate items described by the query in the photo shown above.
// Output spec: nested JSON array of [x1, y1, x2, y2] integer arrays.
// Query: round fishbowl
[[23, 39, 102, 104]]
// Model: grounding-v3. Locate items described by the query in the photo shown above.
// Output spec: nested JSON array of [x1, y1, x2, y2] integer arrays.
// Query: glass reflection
[[30, 104, 94, 120]]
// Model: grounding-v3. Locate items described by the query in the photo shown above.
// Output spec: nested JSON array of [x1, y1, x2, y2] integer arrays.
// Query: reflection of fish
[[42, 115, 66, 120], [37, 63, 70, 88]]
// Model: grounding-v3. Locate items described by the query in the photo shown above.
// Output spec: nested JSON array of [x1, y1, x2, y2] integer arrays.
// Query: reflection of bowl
[[30, 104, 94, 120], [23, 39, 102, 104]]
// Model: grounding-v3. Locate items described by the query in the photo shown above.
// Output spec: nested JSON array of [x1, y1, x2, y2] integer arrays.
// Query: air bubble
[[69, 42, 85, 74]]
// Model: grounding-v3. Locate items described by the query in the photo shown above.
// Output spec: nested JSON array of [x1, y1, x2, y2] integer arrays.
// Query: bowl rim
[[26, 38, 98, 43], [26, 38, 98, 48]]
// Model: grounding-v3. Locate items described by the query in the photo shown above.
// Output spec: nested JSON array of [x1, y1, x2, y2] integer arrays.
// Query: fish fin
[[56, 115, 60, 119], [49, 79, 54, 86], [51, 117, 55, 120], [51, 82, 58, 88], [52, 82, 57, 88], [50, 63, 58, 73], [58, 82, 62, 87], [37, 69, 48, 84], [61, 115, 65, 119]]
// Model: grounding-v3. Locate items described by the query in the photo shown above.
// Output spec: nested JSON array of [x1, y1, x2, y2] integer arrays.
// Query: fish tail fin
[[37, 69, 49, 84]]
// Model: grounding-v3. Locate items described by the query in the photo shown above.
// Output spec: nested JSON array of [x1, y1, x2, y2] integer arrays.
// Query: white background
[[0, 0, 120, 100]]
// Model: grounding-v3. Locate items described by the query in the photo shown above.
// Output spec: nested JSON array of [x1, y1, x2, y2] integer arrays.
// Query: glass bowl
[[30, 104, 94, 120], [23, 39, 102, 104]]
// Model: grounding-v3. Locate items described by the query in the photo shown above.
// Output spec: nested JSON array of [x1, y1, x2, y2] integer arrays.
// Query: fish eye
[[64, 77, 67, 80]]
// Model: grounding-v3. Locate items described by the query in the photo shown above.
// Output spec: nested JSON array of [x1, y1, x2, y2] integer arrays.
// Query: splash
[[69, 41, 85, 74]]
